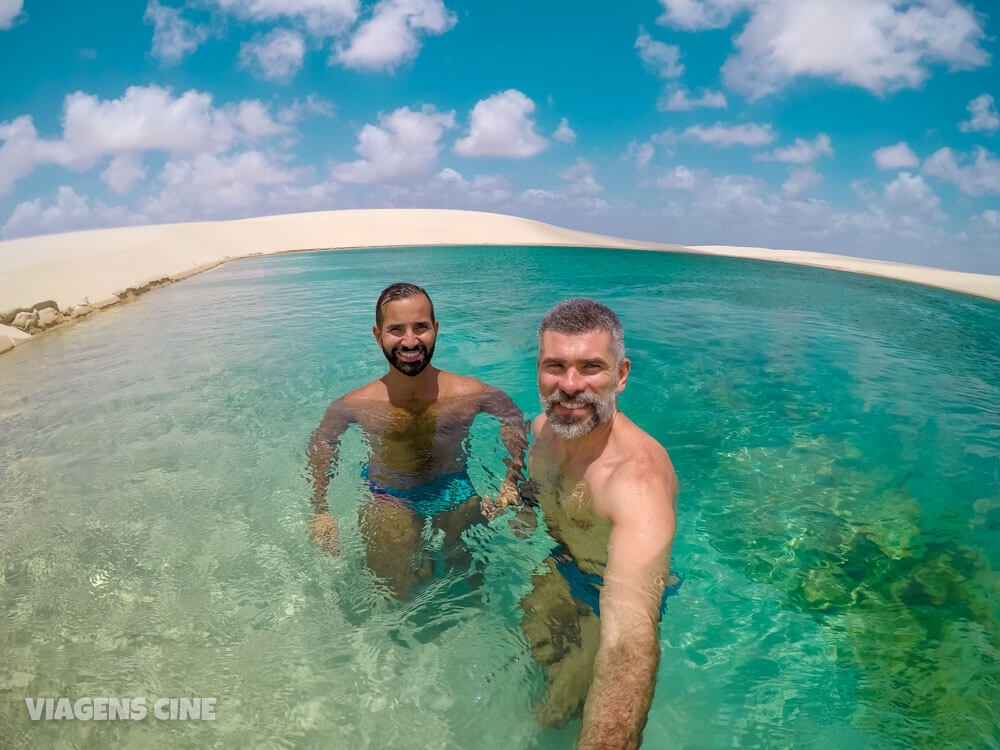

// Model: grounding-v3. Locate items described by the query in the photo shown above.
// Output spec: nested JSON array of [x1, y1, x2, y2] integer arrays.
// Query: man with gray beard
[[521, 298, 678, 750]]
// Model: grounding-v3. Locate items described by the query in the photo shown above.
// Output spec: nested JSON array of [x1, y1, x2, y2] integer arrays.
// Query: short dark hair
[[538, 298, 625, 365], [375, 283, 435, 328]]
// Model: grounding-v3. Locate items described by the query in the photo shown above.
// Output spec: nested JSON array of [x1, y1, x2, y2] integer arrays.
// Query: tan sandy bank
[[1, 208, 998, 354]]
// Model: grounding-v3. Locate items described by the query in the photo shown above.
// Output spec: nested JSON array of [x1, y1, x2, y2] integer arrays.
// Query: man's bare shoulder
[[605, 415, 677, 503], [437, 371, 489, 398], [340, 380, 388, 403]]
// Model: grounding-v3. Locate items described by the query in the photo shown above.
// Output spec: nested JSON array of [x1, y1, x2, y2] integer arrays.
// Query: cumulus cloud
[[683, 122, 775, 147], [552, 118, 576, 144], [278, 94, 335, 124], [142, 150, 306, 219], [333, 105, 455, 183], [240, 28, 307, 81], [719, 0, 990, 99], [624, 140, 655, 169], [3, 186, 145, 240], [781, 166, 823, 197], [0, 86, 290, 194], [755, 133, 832, 163], [923, 146, 1000, 196], [656, 0, 756, 31], [652, 165, 706, 190], [661, 87, 727, 111], [209, 0, 359, 36], [144, 0, 209, 64], [959, 94, 1000, 134], [635, 27, 683, 78], [883, 171, 944, 220], [336, 0, 455, 71], [1, 0, 23, 29], [0, 116, 40, 195], [453, 90, 548, 159], [873, 141, 919, 170], [101, 153, 149, 194], [559, 159, 603, 196]]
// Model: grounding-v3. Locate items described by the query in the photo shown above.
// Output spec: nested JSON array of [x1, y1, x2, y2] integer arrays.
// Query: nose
[[558, 367, 584, 395], [401, 327, 419, 348]]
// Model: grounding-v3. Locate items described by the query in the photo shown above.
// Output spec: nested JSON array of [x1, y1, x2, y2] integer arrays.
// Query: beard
[[382, 341, 434, 377], [540, 388, 617, 439]]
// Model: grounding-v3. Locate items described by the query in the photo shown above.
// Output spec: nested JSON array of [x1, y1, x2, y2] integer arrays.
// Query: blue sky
[[1, 0, 999, 272]]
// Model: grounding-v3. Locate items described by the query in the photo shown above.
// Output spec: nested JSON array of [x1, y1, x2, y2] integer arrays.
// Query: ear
[[434, 320, 440, 334], [616, 357, 631, 393], [372, 324, 381, 344]]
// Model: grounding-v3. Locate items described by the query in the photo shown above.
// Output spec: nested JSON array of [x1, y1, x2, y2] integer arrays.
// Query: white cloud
[[209, 0, 359, 36], [453, 90, 547, 159], [969, 209, 1000, 232], [278, 95, 335, 124], [552, 118, 576, 144], [959, 94, 1000, 134], [636, 27, 684, 78], [0, 0, 23, 29], [240, 29, 306, 81], [430, 168, 511, 204], [559, 159, 603, 196], [336, 0, 455, 71], [923, 147, 1000, 196], [142, 150, 306, 219], [683, 122, 775, 147], [3, 186, 145, 240], [661, 87, 727, 111], [873, 141, 919, 170], [333, 105, 454, 183], [656, 0, 756, 31], [624, 140, 655, 169], [720, 0, 990, 99], [0, 86, 290, 194], [101, 153, 148, 194], [0, 116, 40, 195], [883, 171, 944, 219], [652, 165, 705, 190], [144, 0, 209, 65], [755, 133, 832, 163], [781, 166, 822, 197]]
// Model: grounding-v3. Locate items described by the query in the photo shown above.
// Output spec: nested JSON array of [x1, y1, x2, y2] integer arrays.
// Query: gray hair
[[537, 298, 625, 365]]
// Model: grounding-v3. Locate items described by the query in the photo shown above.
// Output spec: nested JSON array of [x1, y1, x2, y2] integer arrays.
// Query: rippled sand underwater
[[1, 246, 998, 748]]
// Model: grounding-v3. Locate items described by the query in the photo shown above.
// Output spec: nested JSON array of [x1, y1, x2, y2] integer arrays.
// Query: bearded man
[[523, 298, 679, 750], [306, 282, 527, 600]]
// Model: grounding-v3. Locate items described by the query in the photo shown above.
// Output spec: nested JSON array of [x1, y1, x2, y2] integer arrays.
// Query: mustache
[[541, 390, 601, 409]]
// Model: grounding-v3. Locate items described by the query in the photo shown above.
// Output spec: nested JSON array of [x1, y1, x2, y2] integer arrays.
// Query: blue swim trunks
[[550, 545, 682, 619], [361, 465, 478, 516]]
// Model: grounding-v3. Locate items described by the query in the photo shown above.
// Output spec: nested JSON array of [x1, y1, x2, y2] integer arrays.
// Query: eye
[[388, 326, 403, 335]]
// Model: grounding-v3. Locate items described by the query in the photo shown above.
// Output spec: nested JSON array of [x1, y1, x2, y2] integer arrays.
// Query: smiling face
[[537, 328, 630, 439], [374, 294, 438, 377]]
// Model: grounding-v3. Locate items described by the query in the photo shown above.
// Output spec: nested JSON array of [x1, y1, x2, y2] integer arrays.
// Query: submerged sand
[[1, 208, 998, 353]]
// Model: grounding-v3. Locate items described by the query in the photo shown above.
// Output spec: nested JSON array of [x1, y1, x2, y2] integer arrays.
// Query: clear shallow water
[[1, 245, 998, 749]]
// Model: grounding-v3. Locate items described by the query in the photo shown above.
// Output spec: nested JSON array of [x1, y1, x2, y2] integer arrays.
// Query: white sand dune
[[1, 209, 998, 353]]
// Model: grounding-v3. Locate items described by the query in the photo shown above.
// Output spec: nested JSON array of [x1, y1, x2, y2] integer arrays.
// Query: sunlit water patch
[[1, 246, 998, 749]]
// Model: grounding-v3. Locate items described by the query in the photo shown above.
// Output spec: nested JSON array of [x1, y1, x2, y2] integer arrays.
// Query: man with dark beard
[[306, 283, 528, 600], [522, 298, 678, 750]]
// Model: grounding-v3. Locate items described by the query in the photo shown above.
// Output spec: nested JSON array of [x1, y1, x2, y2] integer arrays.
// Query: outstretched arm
[[479, 386, 531, 507], [578, 469, 677, 750], [305, 398, 355, 555]]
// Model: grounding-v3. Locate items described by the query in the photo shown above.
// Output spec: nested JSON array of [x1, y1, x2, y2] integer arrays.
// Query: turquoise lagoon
[[1, 245, 998, 748]]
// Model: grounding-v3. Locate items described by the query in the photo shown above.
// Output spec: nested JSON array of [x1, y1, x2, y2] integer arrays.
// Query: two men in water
[[307, 285, 677, 749]]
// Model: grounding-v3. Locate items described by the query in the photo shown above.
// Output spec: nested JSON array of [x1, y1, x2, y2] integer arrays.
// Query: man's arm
[[578, 466, 677, 750], [305, 398, 355, 555], [478, 386, 531, 507]]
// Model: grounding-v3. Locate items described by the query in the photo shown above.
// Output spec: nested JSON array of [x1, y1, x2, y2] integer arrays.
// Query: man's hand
[[480, 478, 523, 520], [308, 511, 341, 556]]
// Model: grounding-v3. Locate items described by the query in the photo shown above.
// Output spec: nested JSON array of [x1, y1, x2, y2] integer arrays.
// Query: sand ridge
[[1, 209, 998, 354]]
